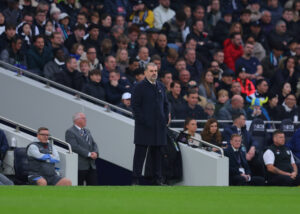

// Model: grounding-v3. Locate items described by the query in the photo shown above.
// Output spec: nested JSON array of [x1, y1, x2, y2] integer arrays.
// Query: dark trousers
[[132, 145, 163, 183], [268, 174, 300, 186], [230, 175, 265, 186], [78, 168, 98, 186]]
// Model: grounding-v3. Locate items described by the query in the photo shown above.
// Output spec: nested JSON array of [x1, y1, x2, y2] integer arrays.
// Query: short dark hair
[[273, 130, 284, 138], [129, 57, 139, 65], [32, 35, 44, 43], [5, 23, 16, 30], [65, 56, 76, 64], [38, 127, 48, 134], [232, 113, 245, 121], [89, 69, 101, 76], [256, 78, 267, 87], [170, 80, 180, 88]]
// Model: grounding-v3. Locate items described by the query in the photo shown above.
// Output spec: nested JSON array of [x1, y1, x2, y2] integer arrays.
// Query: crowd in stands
[[2, 0, 300, 185], [0, 0, 300, 119]]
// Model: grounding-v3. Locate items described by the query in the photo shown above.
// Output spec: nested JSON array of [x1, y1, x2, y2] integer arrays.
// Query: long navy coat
[[132, 79, 169, 146]]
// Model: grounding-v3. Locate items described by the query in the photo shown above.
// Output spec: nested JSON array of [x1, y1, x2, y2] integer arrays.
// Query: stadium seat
[[249, 118, 268, 152], [14, 147, 29, 185], [279, 119, 295, 143]]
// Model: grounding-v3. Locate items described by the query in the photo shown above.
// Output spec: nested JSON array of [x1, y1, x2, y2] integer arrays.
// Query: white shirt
[[153, 4, 175, 30], [263, 149, 295, 165]]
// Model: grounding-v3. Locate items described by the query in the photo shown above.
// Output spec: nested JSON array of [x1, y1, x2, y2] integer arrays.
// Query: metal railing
[[169, 128, 225, 158], [0, 61, 133, 117], [0, 115, 73, 153]]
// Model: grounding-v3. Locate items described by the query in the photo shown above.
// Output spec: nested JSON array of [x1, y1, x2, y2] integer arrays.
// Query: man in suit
[[223, 113, 265, 177], [65, 112, 99, 185], [131, 62, 169, 185], [224, 134, 265, 186]]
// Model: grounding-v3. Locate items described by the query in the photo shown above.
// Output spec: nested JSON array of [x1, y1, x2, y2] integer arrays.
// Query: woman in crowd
[[116, 48, 129, 74], [201, 118, 223, 150], [198, 70, 217, 104], [183, 118, 202, 147], [278, 82, 292, 105]]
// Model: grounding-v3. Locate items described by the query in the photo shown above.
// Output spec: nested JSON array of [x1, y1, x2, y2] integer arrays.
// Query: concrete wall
[[0, 123, 78, 185], [0, 68, 228, 186]]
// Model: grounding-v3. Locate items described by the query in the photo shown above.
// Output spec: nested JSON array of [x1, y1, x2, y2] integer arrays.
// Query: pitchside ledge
[[0, 67, 228, 186]]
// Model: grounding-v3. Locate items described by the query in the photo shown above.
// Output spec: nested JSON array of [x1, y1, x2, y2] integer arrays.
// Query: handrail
[[171, 119, 300, 125], [0, 61, 133, 117], [169, 128, 224, 158], [0, 115, 73, 154]]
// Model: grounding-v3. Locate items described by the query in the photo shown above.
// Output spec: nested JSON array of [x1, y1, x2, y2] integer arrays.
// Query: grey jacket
[[65, 126, 99, 170]]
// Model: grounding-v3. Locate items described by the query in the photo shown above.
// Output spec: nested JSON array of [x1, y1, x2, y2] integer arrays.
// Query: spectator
[[55, 56, 85, 91], [223, 32, 244, 72], [104, 70, 132, 105], [136, 46, 150, 69], [65, 112, 99, 185], [183, 118, 202, 147], [0, 35, 27, 68], [99, 13, 112, 39], [153, 0, 175, 30], [26, 35, 53, 75], [0, 12, 5, 35], [83, 24, 101, 56], [125, 58, 140, 84], [172, 89, 207, 120], [261, 42, 285, 81], [261, 10, 274, 35], [70, 43, 85, 61], [278, 82, 292, 105], [250, 79, 269, 100], [83, 46, 101, 71], [246, 96, 270, 121], [118, 92, 132, 113], [223, 113, 265, 176], [129, 0, 154, 31], [27, 127, 72, 186], [82, 69, 106, 101], [0, 23, 16, 53], [116, 48, 129, 74], [43, 48, 65, 80], [217, 95, 246, 120], [104, 0, 132, 19], [215, 89, 229, 115], [245, 35, 266, 62], [167, 80, 185, 111], [268, 20, 291, 50], [184, 48, 204, 83], [235, 42, 263, 81], [272, 56, 298, 94], [162, 10, 188, 47], [263, 130, 300, 186], [230, 81, 243, 98], [56, 13, 71, 41], [212, 11, 232, 47], [216, 68, 234, 94], [265, 92, 279, 119], [161, 48, 178, 78], [198, 70, 217, 104], [178, 69, 191, 97], [160, 71, 172, 92], [224, 133, 265, 186], [263, 0, 283, 25], [79, 60, 91, 81], [101, 55, 118, 84], [49, 32, 69, 56], [64, 24, 86, 51], [234, 67, 255, 97], [154, 33, 169, 58], [58, 0, 80, 28], [277, 93, 299, 121], [206, 0, 222, 32], [2, 0, 22, 26], [32, 10, 47, 36], [202, 118, 222, 148]]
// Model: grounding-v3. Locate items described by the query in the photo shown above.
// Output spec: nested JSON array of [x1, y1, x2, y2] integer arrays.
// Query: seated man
[[27, 127, 72, 186], [224, 134, 265, 186], [263, 130, 300, 186]]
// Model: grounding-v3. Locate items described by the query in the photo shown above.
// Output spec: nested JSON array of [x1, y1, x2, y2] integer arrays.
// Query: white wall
[[0, 68, 228, 186]]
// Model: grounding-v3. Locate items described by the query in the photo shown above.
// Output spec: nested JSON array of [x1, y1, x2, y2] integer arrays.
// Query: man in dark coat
[[131, 62, 169, 185], [224, 134, 265, 186]]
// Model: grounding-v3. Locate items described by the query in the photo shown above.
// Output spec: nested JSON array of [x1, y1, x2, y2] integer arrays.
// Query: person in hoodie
[[55, 56, 85, 91], [223, 32, 244, 72], [43, 48, 65, 81], [82, 69, 106, 101]]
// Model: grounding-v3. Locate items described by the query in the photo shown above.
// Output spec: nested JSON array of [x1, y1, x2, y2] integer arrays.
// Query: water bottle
[[10, 137, 17, 149]]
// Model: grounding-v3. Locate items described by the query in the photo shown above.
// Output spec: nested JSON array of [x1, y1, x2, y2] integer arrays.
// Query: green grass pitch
[[1, 186, 300, 214]]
